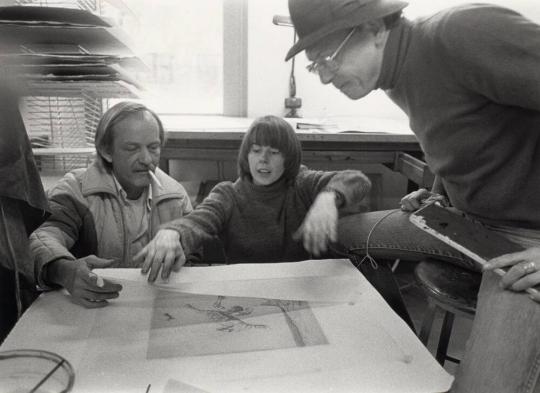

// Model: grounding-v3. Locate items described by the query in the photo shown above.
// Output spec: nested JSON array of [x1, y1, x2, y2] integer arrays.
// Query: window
[[114, 0, 246, 115]]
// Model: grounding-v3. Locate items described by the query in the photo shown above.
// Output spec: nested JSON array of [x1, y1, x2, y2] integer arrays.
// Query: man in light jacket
[[30, 102, 193, 308]]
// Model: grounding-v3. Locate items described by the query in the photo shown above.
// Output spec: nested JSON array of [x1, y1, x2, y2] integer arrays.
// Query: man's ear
[[366, 19, 387, 47], [99, 148, 113, 164]]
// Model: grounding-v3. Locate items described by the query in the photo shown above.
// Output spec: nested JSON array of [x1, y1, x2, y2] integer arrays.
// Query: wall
[[246, 0, 540, 119], [246, 0, 407, 121], [243, 0, 407, 209], [171, 0, 540, 208]]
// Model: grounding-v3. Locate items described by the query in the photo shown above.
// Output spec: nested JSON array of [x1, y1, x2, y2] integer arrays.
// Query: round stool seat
[[415, 259, 481, 315], [415, 259, 482, 365]]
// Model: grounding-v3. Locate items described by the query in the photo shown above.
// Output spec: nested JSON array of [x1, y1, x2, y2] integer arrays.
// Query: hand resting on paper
[[484, 247, 540, 302], [400, 188, 449, 212], [293, 190, 338, 257], [45, 255, 123, 308], [135, 229, 186, 283]]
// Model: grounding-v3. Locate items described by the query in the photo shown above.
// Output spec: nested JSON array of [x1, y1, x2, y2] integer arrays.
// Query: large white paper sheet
[[1, 259, 453, 393], [98, 259, 361, 303]]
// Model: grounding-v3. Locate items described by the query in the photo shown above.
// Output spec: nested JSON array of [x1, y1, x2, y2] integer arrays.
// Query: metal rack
[[23, 94, 100, 171], [2, 0, 141, 173]]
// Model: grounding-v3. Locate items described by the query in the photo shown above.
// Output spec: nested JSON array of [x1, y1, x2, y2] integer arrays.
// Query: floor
[[394, 261, 474, 376]]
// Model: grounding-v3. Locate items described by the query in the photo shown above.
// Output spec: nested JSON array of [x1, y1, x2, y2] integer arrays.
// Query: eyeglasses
[[306, 27, 357, 75]]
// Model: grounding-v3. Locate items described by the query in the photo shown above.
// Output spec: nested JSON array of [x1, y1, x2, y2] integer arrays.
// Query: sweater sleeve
[[161, 182, 235, 255], [296, 166, 371, 212], [438, 5, 540, 110]]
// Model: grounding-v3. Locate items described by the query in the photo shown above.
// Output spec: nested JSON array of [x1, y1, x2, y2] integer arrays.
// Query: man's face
[[305, 25, 386, 100], [104, 111, 161, 199]]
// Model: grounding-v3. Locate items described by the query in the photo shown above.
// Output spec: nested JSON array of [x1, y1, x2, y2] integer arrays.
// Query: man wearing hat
[[286, 0, 540, 392]]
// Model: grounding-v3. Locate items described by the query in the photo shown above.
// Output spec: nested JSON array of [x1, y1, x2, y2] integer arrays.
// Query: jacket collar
[[81, 160, 118, 197], [80, 160, 179, 202]]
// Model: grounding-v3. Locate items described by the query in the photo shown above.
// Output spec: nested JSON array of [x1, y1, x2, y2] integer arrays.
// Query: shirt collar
[[112, 175, 153, 210]]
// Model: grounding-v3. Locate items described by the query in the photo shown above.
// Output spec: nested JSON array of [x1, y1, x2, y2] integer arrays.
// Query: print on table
[[147, 292, 328, 359]]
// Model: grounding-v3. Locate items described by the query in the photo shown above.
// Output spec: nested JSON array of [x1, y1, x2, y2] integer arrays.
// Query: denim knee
[[337, 210, 477, 271]]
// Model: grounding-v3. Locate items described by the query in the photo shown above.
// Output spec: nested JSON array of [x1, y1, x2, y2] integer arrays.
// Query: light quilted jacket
[[29, 161, 192, 287]]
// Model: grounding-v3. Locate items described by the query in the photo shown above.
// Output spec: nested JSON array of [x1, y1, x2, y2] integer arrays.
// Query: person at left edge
[[29, 101, 193, 308], [0, 78, 49, 342]]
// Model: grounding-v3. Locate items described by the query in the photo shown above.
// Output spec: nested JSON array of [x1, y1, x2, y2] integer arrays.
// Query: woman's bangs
[[249, 123, 288, 152]]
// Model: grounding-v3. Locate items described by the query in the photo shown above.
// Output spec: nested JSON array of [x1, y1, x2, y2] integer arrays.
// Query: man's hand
[[135, 229, 186, 283], [294, 191, 338, 257], [400, 188, 449, 212], [484, 247, 540, 302], [47, 256, 122, 308]]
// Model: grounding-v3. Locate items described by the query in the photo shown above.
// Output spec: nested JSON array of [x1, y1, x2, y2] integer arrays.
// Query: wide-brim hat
[[285, 0, 408, 61]]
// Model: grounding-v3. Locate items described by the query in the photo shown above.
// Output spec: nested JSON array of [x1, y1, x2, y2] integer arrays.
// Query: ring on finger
[[522, 261, 537, 275]]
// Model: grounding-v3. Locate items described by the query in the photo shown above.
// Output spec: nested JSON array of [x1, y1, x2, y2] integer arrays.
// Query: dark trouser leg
[[0, 197, 40, 343], [0, 264, 17, 342], [0, 265, 39, 343], [349, 253, 416, 331]]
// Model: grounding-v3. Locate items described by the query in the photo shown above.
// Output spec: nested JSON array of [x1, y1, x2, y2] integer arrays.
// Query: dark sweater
[[163, 167, 370, 263], [378, 4, 540, 228]]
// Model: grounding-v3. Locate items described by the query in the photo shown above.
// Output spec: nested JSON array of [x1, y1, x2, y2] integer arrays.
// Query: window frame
[[223, 0, 248, 116]]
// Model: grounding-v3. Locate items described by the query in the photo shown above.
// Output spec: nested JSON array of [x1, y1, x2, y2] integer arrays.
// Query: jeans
[[451, 225, 540, 393], [337, 210, 540, 393], [335, 209, 474, 333], [337, 209, 475, 270]]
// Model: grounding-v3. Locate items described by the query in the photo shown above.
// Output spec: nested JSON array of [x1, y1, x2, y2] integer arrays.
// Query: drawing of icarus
[[147, 292, 328, 359]]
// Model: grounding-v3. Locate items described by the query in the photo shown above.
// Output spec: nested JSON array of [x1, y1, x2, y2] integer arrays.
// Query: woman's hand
[[135, 229, 186, 283], [484, 247, 540, 302], [294, 191, 338, 257], [400, 188, 449, 212]]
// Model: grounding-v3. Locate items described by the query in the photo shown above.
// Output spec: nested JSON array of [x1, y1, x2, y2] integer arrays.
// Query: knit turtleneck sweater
[[378, 4, 540, 228], [163, 167, 370, 263]]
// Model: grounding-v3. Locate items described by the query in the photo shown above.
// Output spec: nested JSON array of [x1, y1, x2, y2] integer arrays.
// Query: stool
[[414, 258, 481, 365]]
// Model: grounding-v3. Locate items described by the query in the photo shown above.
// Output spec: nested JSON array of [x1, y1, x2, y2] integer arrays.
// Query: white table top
[[1, 259, 452, 393]]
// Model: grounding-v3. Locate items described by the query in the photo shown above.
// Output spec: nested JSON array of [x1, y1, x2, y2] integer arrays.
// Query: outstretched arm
[[296, 170, 371, 256], [136, 229, 187, 282], [30, 173, 89, 288], [44, 255, 122, 308], [138, 182, 234, 282]]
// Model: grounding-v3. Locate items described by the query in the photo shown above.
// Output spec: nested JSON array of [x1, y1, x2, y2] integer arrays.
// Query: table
[[159, 116, 431, 187], [1, 259, 452, 393]]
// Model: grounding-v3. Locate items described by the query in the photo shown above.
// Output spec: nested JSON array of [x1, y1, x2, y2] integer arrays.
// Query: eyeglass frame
[[306, 27, 358, 75]]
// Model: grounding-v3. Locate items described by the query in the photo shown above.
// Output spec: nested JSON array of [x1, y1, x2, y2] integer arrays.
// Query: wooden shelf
[[32, 147, 95, 156], [22, 79, 139, 98]]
